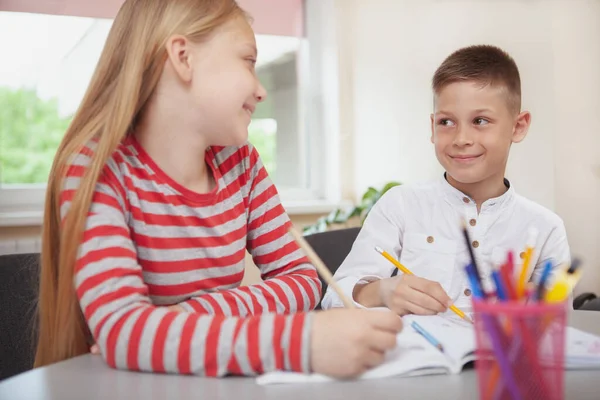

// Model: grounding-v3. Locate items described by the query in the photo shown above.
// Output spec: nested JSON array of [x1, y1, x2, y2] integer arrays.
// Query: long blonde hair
[[35, 0, 244, 367]]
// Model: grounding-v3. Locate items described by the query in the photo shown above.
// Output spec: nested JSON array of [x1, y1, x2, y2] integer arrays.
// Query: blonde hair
[[35, 0, 244, 367]]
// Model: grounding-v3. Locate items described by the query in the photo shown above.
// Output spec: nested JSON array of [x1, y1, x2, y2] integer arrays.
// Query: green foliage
[[303, 181, 402, 235], [0, 87, 279, 185], [248, 119, 277, 177], [0, 87, 70, 184]]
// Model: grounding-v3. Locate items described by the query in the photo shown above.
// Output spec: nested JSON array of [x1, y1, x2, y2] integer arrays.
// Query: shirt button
[[427, 236, 434, 243], [464, 288, 472, 296], [472, 240, 480, 248], [520, 252, 526, 259], [469, 219, 477, 226], [463, 197, 470, 204]]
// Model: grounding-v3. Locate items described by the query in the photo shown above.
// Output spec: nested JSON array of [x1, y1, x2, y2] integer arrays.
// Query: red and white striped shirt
[[61, 136, 321, 376]]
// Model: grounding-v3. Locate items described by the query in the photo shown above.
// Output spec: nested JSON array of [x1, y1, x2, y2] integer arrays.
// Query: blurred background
[[0, 0, 599, 295]]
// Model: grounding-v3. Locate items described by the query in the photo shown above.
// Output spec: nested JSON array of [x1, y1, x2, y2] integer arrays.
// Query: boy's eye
[[437, 119, 455, 127], [247, 58, 257, 66], [474, 117, 489, 126]]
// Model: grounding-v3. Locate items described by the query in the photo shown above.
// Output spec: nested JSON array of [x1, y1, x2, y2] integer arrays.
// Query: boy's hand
[[379, 275, 451, 316], [89, 304, 186, 355], [310, 308, 402, 378]]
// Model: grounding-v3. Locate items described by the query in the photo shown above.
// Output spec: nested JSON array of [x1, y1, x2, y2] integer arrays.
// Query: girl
[[35, 0, 401, 378]]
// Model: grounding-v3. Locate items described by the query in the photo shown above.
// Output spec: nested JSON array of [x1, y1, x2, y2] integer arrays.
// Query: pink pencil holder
[[472, 300, 567, 400]]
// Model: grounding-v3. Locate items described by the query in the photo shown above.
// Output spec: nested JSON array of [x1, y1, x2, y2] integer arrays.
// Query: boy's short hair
[[432, 45, 521, 113]]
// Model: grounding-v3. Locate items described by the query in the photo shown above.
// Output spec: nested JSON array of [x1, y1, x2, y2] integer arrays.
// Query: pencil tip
[[374, 246, 383, 254]]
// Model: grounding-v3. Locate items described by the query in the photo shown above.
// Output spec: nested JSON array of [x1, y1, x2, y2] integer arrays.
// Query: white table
[[1, 311, 599, 400]]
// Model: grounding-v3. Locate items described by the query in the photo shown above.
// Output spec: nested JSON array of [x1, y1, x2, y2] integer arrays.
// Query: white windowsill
[[0, 200, 349, 227], [282, 199, 348, 215], [0, 211, 44, 227]]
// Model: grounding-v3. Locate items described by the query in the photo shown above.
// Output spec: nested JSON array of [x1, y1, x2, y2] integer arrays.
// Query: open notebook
[[257, 314, 476, 385], [565, 326, 600, 369], [257, 314, 600, 385]]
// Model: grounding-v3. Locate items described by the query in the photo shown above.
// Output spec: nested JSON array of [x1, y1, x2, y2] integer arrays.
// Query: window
[[0, 0, 341, 225], [0, 13, 108, 186]]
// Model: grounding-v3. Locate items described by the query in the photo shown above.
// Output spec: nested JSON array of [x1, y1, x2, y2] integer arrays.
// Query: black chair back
[[575, 292, 600, 311], [0, 253, 40, 381], [580, 299, 600, 311], [303, 227, 361, 308]]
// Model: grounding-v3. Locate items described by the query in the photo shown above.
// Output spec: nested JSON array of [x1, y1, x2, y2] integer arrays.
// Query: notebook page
[[403, 314, 476, 367], [565, 327, 600, 369], [256, 326, 450, 385]]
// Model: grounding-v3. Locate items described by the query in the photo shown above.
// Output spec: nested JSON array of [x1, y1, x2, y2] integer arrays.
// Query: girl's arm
[[180, 145, 322, 316], [63, 165, 312, 376]]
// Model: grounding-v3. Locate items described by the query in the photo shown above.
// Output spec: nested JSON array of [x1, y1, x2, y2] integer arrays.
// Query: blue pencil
[[534, 260, 553, 301], [411, 321, 445, 353], [491, 270, 507, 301], [465, 263, 485, 299]]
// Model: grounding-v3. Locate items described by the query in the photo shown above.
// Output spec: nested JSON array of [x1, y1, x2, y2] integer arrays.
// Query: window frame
[[0, 185, 46, 226], [0, 0, 342, 226]]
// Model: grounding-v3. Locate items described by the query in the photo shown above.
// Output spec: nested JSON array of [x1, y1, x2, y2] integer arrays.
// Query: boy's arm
[[321, 187, 406, 309], [531, 219, 571, 281], [531, 218, 572, 305]]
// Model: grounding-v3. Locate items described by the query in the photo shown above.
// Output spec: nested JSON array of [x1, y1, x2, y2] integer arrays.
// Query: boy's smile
[[448, 153, 483, 164], [430, 81, 531, 204]]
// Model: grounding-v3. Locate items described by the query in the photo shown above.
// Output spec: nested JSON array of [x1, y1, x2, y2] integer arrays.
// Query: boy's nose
[[453, 127, 474, 146]]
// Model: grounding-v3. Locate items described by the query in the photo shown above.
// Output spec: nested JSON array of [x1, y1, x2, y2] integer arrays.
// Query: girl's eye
[[474, 117, 489, 126], [437, 119, 455, 127]]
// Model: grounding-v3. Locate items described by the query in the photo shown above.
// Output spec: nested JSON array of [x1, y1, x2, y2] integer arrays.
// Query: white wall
[[335, 0, 600, 294], [551, 1, 600, 295]]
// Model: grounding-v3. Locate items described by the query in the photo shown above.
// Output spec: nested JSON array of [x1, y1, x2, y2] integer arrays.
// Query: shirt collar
[[440, 173, 515, 212]]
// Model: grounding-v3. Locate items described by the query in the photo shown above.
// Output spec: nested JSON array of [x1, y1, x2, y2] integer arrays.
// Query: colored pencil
[[375, 246, 472, 323], [516, 229, 538, 298], [411, 321, 445, 353]]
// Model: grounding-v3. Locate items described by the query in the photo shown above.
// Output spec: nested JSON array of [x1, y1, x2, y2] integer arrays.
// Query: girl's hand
[[310, 308, 402, 378]]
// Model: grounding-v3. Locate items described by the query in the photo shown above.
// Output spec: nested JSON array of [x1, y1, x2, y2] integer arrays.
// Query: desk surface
[[2, 311, 600, 400]]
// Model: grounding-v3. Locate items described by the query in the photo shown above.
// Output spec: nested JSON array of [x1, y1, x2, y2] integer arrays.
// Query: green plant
[[303, 181, 402, 235], [0, 87, 72, 184]]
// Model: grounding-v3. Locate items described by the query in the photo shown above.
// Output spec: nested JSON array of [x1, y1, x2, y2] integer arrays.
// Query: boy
[[321, 45, 571, 315]]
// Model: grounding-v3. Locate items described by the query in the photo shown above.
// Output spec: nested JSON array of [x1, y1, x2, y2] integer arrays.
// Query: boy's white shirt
[[321, 176, 571, 313]]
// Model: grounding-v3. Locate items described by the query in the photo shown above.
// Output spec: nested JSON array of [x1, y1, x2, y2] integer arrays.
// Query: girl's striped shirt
[[61, 136, 321, 376]]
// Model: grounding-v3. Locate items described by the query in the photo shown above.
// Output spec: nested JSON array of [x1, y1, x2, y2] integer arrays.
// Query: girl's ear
[[512, 111, 531, 144], [165, 35, 194, 83]]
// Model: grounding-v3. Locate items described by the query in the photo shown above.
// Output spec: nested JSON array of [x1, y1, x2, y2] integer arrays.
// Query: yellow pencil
[[545, 260, 582, 303], [374, 246, 472, 323], [516, 229, 538, 299]]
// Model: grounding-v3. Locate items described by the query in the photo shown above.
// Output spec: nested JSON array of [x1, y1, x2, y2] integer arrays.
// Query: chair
[[0, 253, 40, 381], [574, 292, 600, 311], [303, 227, 361, 309], [580, 299, 600, 311]]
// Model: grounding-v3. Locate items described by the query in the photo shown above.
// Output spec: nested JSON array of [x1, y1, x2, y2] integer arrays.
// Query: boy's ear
[[430, 113, 435, 144], [512, 111, 531, 143], [165, 35, 194, 83]]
